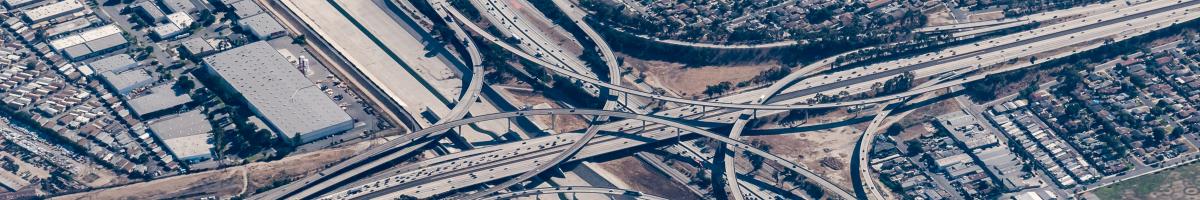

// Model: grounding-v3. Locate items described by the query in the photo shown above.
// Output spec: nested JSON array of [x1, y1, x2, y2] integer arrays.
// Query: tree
[[1020, 79, 1039, 98], [904, 140, 923, 157], [885, 124, 903, 136], [175, 76, 195, 92], [292, 36, 307, 45], [198, 10, 216, 26], [704, 81, 734, 96], [806, 7, 834, 24]]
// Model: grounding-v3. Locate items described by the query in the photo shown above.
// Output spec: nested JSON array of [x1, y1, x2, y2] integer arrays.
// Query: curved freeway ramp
[[479, 187, 668, 200], [322, 108, 853, 199]]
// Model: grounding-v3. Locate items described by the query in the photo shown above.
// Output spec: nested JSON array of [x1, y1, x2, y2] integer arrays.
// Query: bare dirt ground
[[619, 54, 778, 98], [497, 86, 591, 133], [0, 152, 50, 180], [745, 124, 862, 192], [596, 156, 701, 199], [51, 141, 374, 200], [924, 6, 958, 26], [968, 11, 1006, 22], [1090, 162, 1200, 200]]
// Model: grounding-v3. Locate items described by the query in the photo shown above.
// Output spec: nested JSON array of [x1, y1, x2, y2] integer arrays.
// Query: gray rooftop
[[135, 1, 167, 21], [149, 110, 213, 159], [202, 41, 351, 138], [89, 54, 137, 73], [230, 0, 262, 18], [180, 37, 215, 55], [159, 0, 196, 13], [239, 13, 285, 38], [62, 44, 91, 58], [149, 109, 211, 140], [100, 69, 153, 92], [128, 83, 192, 116], [84, 34, 128, 52]]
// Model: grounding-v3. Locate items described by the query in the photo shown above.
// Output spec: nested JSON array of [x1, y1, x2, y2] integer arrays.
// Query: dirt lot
[[924, 6, 958, 26], [497, 86, 591, 133], [745, 125, 862, 192], [1091, 162, 1200, 200], [51, 141, 374, 200], [968, 11, 1006, 22], [0, 152, 50, 180], [596, 156, 700, 199], [620, 54, 778, 98]]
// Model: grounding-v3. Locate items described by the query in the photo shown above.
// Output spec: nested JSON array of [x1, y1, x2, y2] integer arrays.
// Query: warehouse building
[[87, 54, 137, 73], [149, 110, 213, 162], [100, 69, 153, 96], [3, 0, 44, 9], [22, 0, 83, 23], [48, 25, 128, 60], [202, 41, 352, 143], [229, 0, 261, 18], [134, 1, 167, 22], [180, 37, 216, 58], [159, 0, 196, 13], [238, 13, 285, 40], [127, 83, 192, 118]]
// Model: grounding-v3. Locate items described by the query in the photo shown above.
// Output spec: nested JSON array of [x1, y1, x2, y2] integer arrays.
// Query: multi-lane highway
[[316, 108, 852, 199], [478, 186, 669, 200], [258, 0, 1200, 199]]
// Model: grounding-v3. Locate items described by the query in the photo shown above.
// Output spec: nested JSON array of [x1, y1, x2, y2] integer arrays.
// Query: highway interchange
[[250, 0, 1200, 199]]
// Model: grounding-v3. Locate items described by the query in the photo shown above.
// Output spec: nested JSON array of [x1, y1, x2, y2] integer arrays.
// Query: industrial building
[[47, 24, 128, 60], [87, 54, 137, 73], [99, 69, 152, 96], [148, 110, 214, 162], [22, 0, 83, 23], [202, 41, 352, 143], [126, 83, 192, 118], [159, 0, 196, 13], [3, 0, 44, 9], [180, 37, 216, 58], [238, 13, 285, 40], [229, 0, 261, 18], [152, 12, 194, 39], [134, 1, 167, 22]]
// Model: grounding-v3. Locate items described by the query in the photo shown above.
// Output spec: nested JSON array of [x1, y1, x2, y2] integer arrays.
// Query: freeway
[[444, 0, 1200, 110], [323, 1, 1200, 198], [249, 20, 487, 200], [479, 186, 668, 200], [854, 103, 899, 200], [473, 0, 601, 95], [271, 0, 1200, 199], [249, 0, 495, 198], [448, 0, 625, 197], [320, 108, 853, 199]]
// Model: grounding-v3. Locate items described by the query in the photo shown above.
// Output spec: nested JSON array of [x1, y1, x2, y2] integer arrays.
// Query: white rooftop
[[167, 12, 193, 28], [49, 24, 122, 50], [23, 0, 83, 22], [149, 110, 213, 160], [202, 41, 352, 138]]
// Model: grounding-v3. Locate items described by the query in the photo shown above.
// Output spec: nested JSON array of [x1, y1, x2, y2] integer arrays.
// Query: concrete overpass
[[260, 0, 1200, 199]]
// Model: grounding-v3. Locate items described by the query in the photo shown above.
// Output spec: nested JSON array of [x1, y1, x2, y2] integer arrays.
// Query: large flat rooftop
[[127, 83, 191, 117], [149, 110, 213, 160], [202, 41, 351, 139]]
